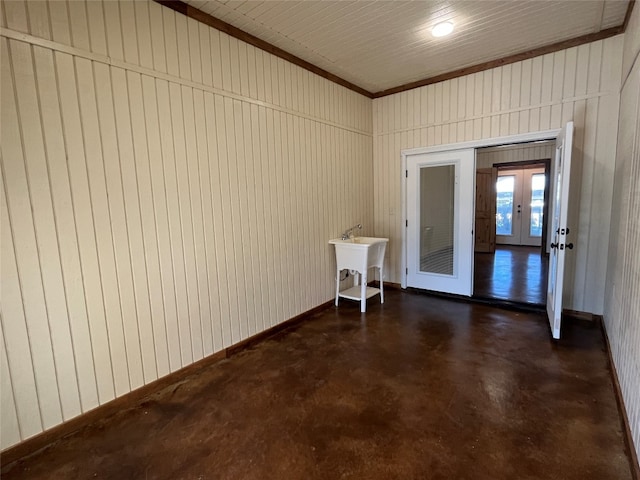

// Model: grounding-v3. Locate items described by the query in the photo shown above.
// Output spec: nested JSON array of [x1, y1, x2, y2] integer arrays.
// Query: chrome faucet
[[341, 224, 362, 240]]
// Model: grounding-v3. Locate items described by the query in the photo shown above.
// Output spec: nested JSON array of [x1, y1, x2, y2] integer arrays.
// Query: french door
[[496, 167, 546, 247], [403, 123, 573, 340], [406, 149, 475, 296], [547, 122, 574, 339]]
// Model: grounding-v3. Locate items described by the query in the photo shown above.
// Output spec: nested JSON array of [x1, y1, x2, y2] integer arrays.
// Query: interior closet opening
[[473, 140, 555, 306]]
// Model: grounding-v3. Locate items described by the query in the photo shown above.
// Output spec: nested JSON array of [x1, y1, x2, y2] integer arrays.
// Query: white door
[[496, 167, 545, 246], [406, 149, 475, 296], [547, 122, 574, 339]]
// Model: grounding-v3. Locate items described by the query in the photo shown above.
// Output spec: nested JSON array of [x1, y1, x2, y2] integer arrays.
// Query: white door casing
[[405, 149, 475, 296], [547, 122, 574, 339]]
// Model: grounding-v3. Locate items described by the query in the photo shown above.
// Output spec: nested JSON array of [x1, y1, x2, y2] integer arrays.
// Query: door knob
[[566, 243, 574, 249], [550, 242, 558, 249]]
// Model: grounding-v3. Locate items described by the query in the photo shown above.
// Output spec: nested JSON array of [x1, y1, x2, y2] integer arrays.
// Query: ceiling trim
[[623, 0, 637, 30], [156, 0, 635, 100], [154, 0, 374, 98], [373, 25, 626, 98]]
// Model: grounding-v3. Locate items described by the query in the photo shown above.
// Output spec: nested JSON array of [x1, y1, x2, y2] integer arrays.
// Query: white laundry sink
[[329, 237, 388, 312]]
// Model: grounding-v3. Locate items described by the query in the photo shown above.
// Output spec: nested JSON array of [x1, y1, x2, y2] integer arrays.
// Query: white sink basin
[[329, 236, 387, 245], [329, 237, 388, 312], [329, 237, 388, 271]]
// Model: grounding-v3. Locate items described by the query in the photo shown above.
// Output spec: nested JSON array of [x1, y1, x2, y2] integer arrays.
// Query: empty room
[[1, 0, 639, 478]]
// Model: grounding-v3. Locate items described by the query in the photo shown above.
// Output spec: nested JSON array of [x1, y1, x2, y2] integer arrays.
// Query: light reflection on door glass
[[420, 165, 455, 275], [530, 173, 545, 237], [496, 176, 515, 236]]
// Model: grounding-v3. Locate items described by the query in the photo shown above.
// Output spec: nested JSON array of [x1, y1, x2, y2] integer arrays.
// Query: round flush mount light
[[432, 21, 454, 38]]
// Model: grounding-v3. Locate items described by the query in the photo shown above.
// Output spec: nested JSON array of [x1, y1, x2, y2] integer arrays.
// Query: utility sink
[[329, 237, 389, 312]]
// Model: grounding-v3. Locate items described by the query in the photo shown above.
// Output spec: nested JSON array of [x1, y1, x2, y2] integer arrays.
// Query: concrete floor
[[2, 291, 633, 480]]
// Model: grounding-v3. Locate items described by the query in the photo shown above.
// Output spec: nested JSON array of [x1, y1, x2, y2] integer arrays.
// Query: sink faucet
[[341, 224, 362, 240]]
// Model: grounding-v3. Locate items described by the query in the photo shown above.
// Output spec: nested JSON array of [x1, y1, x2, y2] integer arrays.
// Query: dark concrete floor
[[2, 291, 632, 480], [474, 245, 549, 305]]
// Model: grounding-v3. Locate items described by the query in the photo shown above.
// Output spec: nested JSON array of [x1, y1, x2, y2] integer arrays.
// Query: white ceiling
[[183, 0, 631, 94]]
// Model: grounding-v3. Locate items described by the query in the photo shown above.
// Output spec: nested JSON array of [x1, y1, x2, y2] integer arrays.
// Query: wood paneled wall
[[372, 35, 623, 315], [476, 142, 554, 169], [0, 0, 372, 450], [605, 3, 640, 463]]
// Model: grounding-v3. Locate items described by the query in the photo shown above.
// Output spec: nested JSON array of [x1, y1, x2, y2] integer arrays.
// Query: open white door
[[406, 149, 475, 296], [547, 122, 574, 339]]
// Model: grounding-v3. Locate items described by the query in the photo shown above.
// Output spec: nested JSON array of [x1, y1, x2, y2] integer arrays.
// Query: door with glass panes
[[496, 167, 546, 246]]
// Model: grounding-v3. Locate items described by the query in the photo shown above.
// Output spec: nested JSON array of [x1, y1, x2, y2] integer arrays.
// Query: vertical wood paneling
[[129, 72, 171, 378], [26, 1, 51, 40], [68, 1, 90, 51], [3, 39, 63, 430], [160, 80, 192, 365], [1, 0, 373, 450], [112, 69, 158, 384], [36, 48, 99, 413], [1, 159, 43, 440], [604, 4, 640, 462], [20, 44, 82, 421], [0, 317, 21, 448], [373, 35, 624, 317], [192, 89, 214, 356], [142, 76, 181, 373], [78, 58, 132, 397], [55, 52, 115, 406]]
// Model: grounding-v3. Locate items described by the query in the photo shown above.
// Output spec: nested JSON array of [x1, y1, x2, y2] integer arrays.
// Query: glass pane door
[[496, 167, 544, 247], [405, 148, 475, 297], [420, 165, 455, 275]]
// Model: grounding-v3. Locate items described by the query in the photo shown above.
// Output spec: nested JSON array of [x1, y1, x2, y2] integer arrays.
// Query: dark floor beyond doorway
[[2, 291, 632, 480], [474, 245, 549, 305]]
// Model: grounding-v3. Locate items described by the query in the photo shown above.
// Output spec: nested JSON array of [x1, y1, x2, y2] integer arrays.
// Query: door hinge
[[406, 267, 408, 274], [406, 219, 408, 227], [405, 170, 408, 178]]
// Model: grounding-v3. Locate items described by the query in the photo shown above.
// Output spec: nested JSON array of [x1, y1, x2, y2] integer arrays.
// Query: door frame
[[494, 161, 550, 249], [401, 129, 561, 289]]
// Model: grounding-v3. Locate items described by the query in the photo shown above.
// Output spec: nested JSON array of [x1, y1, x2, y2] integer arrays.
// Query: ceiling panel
[[182, 0, 631, 93]]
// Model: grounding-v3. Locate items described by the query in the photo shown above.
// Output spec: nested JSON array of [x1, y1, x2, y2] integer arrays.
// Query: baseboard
[[601, 320, 640, 480], [368, 280, 402, 290], [0, 299, 334, 468], [562, 309, 602, 323], [225, 300, 333, 356]]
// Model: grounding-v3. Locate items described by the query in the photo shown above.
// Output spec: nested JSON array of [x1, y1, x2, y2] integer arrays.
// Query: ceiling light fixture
[[432, 21, 454, 38]]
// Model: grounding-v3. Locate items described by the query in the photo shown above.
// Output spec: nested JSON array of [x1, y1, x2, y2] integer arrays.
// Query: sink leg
[[361, 272, 367, 313], [379, 267, 384, 304], [335, 268, 340, 306]]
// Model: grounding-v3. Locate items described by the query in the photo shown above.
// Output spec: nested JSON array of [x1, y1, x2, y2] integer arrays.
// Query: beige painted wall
[[373, 35, 623, 315], [0, 0, 372, 449], [604, 3, 640, 462], [1, 0, 637, 461]]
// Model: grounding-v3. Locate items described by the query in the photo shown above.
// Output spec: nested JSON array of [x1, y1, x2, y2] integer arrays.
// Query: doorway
[[496, 166, 546, 247], [402, 123, 574, 338], [472, 141, 554, 306]]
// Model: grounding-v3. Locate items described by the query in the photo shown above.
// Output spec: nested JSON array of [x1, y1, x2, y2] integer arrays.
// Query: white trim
[[402, 130, 561, 157], [400, 128, 562, 289], [0, 27, 371, 137], [401, 153, 408, 288]]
